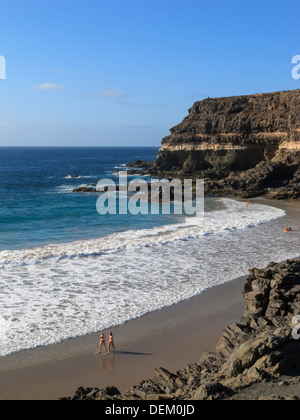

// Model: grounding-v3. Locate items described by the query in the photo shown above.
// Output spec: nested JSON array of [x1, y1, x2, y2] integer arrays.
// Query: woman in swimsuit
[[98, 332, 107, 353], [108, 332, 115, 353]]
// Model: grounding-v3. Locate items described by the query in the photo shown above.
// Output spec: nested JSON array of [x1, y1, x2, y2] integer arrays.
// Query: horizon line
[[0, 145, 161, 148]]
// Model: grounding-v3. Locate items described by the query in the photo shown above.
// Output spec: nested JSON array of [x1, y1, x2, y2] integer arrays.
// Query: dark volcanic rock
[[63, 259, 300, 401], [72, 186, 97, 193], [146, 90, 300, 199], [61, 386, 121, 401]]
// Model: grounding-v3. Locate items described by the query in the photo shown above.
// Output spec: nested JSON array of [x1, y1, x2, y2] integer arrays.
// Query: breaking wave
[[0, 198, 291, 356]]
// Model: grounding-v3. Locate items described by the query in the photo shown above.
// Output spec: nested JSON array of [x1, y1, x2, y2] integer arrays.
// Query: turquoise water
[[0, 147, 180, 250], [1, 147, 298, 357]]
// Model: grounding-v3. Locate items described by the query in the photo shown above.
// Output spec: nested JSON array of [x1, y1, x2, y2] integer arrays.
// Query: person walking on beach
[[108, 332, 115, 353], [98, 332, 107, 353]]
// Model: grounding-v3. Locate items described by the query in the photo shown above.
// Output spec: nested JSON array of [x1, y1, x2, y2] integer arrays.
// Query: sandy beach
[[0, 276, 246, 400], [1, 0, 300, 403], [0, 197, 299, 401]]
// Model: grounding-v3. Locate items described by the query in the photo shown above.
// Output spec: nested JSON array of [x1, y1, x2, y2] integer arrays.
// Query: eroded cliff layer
[[156, 90, 300, 172], [142, 90, 300, 198]]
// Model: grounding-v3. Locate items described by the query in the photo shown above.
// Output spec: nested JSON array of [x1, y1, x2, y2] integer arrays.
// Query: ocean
[[0, 147, 299, 357]]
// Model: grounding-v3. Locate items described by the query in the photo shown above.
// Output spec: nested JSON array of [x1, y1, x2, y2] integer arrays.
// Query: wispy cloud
[[97, 90, 129, 99], [34, 83, 65, 91]]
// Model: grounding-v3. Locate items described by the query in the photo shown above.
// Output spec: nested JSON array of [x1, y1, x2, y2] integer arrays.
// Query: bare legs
[[98, 332, 107, 353], [98, 341, 107, 353], [108, 341, 115, 353]]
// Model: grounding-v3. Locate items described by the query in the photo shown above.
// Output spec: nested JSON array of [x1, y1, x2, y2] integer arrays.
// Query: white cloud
[[97, 90, 128, 99], [34, 83, 64, 91]]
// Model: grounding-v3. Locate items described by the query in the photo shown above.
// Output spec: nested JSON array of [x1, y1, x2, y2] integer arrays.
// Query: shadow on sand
[[114, 351, 153, 356], [98, 351, 153, 374]]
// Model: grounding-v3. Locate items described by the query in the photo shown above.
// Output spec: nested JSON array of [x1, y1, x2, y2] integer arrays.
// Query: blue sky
[[0, 0, 299, 146]]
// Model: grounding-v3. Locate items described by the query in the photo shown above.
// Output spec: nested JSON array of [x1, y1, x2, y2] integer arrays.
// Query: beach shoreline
[[0, 275, 246, 400], [0, 196, 299, 400]]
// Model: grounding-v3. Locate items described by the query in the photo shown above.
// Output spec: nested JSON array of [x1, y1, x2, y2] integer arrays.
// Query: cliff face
[[148, 90, 300, 198], [156, 90, 300, 172]]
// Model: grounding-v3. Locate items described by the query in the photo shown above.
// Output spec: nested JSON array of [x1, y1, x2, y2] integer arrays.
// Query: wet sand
[[0, 197, 299, 400], [0, 276, 246, 400]]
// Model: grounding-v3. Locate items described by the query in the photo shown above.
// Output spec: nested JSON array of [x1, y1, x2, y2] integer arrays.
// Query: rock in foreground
[[63, 259, 300, 400]]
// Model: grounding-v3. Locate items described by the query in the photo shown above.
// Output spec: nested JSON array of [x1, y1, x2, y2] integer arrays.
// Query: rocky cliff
[[132, 90, 300, 199], [63, 259, 300, 400]]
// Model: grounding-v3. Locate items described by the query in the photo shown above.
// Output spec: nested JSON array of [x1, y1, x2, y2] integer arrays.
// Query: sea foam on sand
[[0, 198, 295, 357]]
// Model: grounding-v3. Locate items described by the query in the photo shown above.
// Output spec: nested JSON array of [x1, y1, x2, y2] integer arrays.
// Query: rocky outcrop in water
[[63, 259, 300, 400], [129, 90, 300, 199]]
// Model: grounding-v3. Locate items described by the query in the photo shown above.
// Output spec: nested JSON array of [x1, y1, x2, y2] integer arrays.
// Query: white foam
[[0, 198, 292, 357], [0, 199, 285, 269], [113, 164, 127, 169], [55, 183, 95, 194], [65, 175, 95, 179]]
